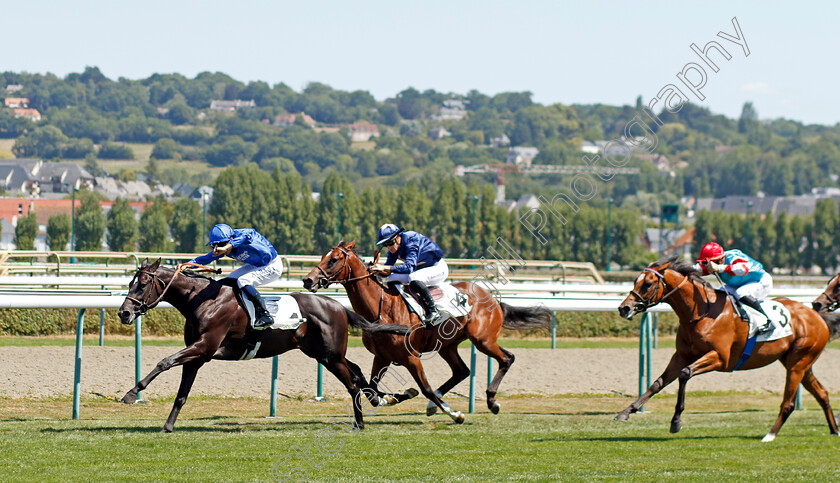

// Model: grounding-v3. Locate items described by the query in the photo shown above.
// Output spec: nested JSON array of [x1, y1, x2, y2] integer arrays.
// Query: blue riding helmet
[[207, 224, 234, 246], [376, 224, 404, 246]]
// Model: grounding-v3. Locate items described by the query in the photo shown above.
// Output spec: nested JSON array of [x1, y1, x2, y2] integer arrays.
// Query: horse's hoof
[[382, 394, 398, 406], [489, 401, 501, 415], [670, 421, 682, 433], [160, 427, 173, 433], [614, 412, 629, 422], [761, 433, 776, 443], [427, 403, 438, 417], [404, 388, 419, 399], [355, 422, 365, 431], [452, 412, 465, 424], [121, 392, 137, 405]]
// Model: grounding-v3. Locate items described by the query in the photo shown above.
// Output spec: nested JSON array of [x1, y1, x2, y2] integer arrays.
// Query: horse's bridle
[[817, 275, 840, 312], [629, 267, 687, 312], [314, 246, 385, 322], [125, 262, 217, 316], [314, 245, 377, 287], [125, 269, 168, 316]]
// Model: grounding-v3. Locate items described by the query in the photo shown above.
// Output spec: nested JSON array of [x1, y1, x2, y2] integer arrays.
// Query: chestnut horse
[[118, 259, 408, 432], [616, 256, 840, 441], [302, 241, 551, 423], [812, 273, 840, 315]]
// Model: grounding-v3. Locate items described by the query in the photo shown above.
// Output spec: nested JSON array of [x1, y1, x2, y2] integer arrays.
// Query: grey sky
[[6, 1, 837, 125]]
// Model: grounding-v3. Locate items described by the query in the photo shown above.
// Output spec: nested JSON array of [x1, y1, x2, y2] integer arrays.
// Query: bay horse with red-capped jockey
[[302, 241, 551, 424], [616, 256, 840, 441], [118, 259, 409, 432]]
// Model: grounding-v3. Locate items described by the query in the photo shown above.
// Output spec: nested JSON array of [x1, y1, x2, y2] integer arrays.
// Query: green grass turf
[[0, 394, 838, 481]]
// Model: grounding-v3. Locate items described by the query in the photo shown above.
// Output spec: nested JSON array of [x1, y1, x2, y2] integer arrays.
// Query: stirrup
[[252, 313, 274, 330], [757, 322, 773, 335], [423, 310, 443, 328]]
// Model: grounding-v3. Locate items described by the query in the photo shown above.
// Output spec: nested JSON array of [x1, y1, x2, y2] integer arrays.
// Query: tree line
[[694, 198, 840, 274], [4, 69, 840, 210], [15, 165, 649, 267]]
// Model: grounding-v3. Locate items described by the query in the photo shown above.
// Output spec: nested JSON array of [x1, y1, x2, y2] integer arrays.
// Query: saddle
[[735, 297, 793, 341], [221, 280, 307, 359], [397, 282, 472, 325]]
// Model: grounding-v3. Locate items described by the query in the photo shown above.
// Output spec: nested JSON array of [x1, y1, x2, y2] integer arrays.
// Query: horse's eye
[[328, 258, 336, 266], [641, 281, 650, 291]]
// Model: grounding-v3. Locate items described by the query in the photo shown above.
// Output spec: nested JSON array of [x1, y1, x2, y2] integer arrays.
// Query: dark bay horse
[[302, 241, 551, 423], [118, 259, 409, 432], [616, 257, 840, 441]]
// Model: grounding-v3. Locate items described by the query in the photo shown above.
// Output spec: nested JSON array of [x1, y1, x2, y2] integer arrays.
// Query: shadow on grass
[[536, 434, 756, 442]]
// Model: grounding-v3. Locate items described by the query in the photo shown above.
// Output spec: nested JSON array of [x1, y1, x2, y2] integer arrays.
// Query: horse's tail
[[346, 310, 410, 335], [819, 312, 840, 341], [500, 302, 552, 330]]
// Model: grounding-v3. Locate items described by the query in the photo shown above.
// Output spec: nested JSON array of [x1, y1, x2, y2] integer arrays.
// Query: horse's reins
[[316, 246, 385, 322], [126, 262, 219, 315], [630, 267, 687, 311], [314, 246, 378, 286]]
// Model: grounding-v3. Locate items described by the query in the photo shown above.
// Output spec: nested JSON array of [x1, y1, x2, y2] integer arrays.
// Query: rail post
[[72, 308, 86, 420], [551, 312, 556, 349], [487, 355, 493, 389], [316, 363, 324, 401], [270, 356, 279, 416], [99, 308, 105, 346], [638, 312, 648, 412], [135, 315, 143, 402], [469, 344, 477, 413]]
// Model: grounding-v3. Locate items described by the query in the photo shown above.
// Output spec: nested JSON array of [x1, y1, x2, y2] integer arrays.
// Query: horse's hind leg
[[764, 356, 815, 442], [616, 352, 687, 422], [426, 343, 471, 416], [800, 368, 839, 436], [161, 360, 203, 433], [403, 357, 464, 424], [470, 335, 514, 415]]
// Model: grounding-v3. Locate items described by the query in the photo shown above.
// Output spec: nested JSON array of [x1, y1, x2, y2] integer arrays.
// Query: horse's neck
[[160, 271, 212, 313], [663, 271, 711, 322], [342, 254, 400, 321]]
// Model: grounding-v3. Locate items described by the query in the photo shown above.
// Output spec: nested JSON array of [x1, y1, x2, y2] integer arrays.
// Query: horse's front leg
[[122, 334, 220, 404], [369, 355, 418, 406], [615, 352, 688, 422], [671, 351, 723, 433], [161, 360, 204, 432]]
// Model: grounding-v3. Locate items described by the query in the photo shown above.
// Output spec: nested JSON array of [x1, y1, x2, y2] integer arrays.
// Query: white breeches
[[388, 260, 449, 286], [724, 272, 772, 300], [229, 256, 284, 288]]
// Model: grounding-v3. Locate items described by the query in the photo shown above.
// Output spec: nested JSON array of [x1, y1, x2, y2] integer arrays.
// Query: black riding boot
[[242, 285, 274, 330], [740, 295, 773, 334], [409, 280, 440, 328]]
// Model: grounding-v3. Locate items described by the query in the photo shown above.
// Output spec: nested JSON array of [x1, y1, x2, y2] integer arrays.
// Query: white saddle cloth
[[242, 293, 306, 330], [402, 283, 472, 325], [742, 299, 793, 342]]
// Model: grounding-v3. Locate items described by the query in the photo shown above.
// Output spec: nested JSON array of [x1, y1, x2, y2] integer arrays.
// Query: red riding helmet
[[697, 242, 724, 263]]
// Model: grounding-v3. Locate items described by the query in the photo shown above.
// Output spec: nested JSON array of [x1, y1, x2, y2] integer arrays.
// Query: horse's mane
[[650, 255, 712, 289]]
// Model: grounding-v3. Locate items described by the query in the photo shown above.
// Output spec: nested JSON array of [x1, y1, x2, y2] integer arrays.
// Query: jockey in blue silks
[[371, 224, 448, 327], [693, 241, 773, 334], [191, 224, 284, 330]]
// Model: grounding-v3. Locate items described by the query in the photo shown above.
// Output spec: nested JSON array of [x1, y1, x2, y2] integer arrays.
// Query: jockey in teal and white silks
[[693, 242, 773, 334], [370, 224, 448, 327], [191, 224, 284, 329]]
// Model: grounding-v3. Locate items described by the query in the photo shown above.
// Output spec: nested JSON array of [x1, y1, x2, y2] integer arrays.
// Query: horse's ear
[[149, 258, 161, 270], [140, 258, 149, 268], [345, 240, 356, 251]]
